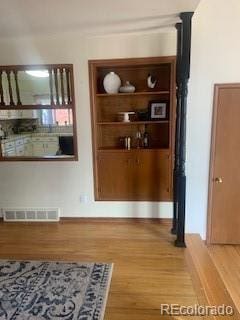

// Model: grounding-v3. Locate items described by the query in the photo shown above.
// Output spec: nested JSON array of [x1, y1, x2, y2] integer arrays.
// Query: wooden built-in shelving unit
[[89, 56, 176, 201]]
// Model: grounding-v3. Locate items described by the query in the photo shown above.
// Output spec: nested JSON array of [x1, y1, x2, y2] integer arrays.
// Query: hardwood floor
[[0, 219, 200, 319], [186, 234, 240, 319], [208, 245, 240, 314]]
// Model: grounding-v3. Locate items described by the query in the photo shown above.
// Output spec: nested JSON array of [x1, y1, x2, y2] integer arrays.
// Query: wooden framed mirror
[[0, 64, 78, 161]]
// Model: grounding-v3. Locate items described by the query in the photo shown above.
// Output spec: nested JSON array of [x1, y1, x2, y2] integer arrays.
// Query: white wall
[[186, 0, 240, 238], [0, 31, 176, 218]]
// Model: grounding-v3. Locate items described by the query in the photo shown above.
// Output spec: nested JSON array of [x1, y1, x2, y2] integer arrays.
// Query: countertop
[[1, 132, 73, 143]]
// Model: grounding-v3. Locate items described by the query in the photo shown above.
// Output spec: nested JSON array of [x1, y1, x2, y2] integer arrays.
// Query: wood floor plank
[[208, 245, 240, 313], [186, 234, 240, 319], [107, 292, 199, 310], [105, 307, 201, 320]]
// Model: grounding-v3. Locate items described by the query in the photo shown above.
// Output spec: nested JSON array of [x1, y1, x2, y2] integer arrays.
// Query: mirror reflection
[[0, 64, 77, 160], [0, 109, 74, 158]]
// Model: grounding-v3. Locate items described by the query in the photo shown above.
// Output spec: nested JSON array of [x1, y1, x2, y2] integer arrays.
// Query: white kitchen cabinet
[[0, 110, 19, 119], [10, 110, 19, 119], [32, 136, 59, 157], [23, 137, 33, 156], [32, 141, 45, 156], [24, 143, 33, 156], [44, 141, 59, 156], [3, 148, 16, 156], [1, 136, 33, 157], [0, 110, 11, 119], [18, 109, 38, 119], [1, 140, 16, 156], [15, 137, 29, 157], [1, 135, 59, 157], [0, 109, 37, 122], [0, 110, 8, 119], [2, 140, 15, 151], [15, 138, 24, 147], [16, 144, 25, 156]]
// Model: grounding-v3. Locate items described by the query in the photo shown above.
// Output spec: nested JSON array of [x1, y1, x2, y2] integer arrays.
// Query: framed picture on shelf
[[149, 100, 168, 120]]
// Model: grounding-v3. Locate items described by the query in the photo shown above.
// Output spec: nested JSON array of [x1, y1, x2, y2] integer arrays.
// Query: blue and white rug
[[0, 260, 113, 320]]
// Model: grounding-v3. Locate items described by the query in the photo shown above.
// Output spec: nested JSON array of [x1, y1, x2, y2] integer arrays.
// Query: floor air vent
[[2, 208, 60, 222]]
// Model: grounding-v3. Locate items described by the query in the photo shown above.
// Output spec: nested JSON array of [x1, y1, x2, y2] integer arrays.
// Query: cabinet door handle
[[136, 159, 140, 165]]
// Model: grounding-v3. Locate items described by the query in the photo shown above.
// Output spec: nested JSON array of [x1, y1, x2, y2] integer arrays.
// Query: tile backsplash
[[0, 119, 18, 135]]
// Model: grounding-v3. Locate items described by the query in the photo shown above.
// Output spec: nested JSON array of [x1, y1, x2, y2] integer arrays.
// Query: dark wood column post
[[172, 22, 183, 235], [174, 12, 194, 247]]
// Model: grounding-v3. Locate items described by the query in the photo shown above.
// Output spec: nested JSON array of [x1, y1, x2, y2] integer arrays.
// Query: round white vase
[[119, 81, 135, 93], [103, 72, 121, 94]]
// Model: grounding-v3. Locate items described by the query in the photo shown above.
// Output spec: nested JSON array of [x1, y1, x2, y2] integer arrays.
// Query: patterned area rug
[[0, 260, 113, 320]]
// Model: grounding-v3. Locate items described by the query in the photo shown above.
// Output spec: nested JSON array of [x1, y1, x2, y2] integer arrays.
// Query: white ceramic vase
[[103, 72, 121, 94], [119, 81, 135, 93]]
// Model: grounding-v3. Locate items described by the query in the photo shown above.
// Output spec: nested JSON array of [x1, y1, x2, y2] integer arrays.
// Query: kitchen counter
[[1, 132, 73, 143], [33, 132, 73, 137]]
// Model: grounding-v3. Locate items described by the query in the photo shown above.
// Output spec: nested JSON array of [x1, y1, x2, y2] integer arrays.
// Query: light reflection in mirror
[[0, 64, 77, 161], [25, 70, 49, 78], [17, 71, 51, 105]]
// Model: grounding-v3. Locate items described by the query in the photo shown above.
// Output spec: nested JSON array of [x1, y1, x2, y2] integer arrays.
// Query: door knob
[[214, 177, 223, 183]]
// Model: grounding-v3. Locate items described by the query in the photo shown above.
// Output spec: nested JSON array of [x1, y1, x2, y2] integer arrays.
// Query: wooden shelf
[[97, 148, 170, 152], [96, 91, 170, 97], [97, 120, 169, 125]]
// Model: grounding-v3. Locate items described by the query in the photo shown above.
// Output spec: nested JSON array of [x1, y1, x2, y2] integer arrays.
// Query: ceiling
[[0, 0, 201, 38]]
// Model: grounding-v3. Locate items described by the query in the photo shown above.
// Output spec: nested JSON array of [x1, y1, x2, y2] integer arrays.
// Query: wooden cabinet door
[[132, 151, 171, 200], [97, 151, 171, 201], [97, 152, 134, 200]]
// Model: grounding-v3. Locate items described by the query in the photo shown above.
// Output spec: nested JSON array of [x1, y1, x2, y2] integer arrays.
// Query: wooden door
[[208, 84, 240, 244]]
